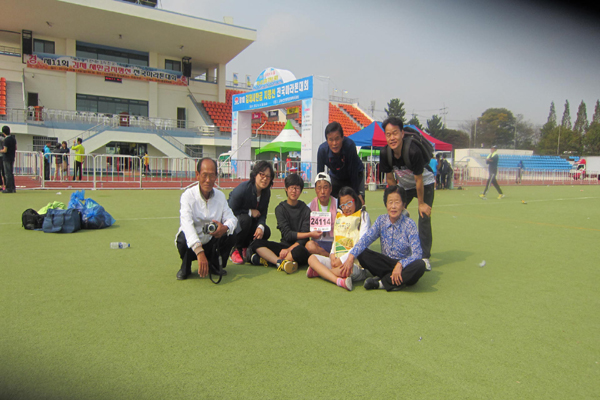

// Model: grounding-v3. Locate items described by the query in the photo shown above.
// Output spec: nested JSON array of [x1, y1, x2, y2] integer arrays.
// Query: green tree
[[514, 114, 538, 150], [384, 99, 406, 120], [561, 100, 572, 129], [475, 108, 516, 148], [583, 122, 600, 155], [536, 126, 578, 155], [407, 115, 423, 130], [436, 128, 469, 149], [573, 100, 589, 135], [426, 114, 444, 136], [592, 100, 600, 124]]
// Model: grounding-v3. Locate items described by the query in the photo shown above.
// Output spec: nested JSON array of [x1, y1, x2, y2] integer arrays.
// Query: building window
[[165, 59, 181, 72], [33, 39, 55, 54], [185, 145, 203, 158], [33, 136, 58, 153], [76, 42, 148, 66], [76, 94, 149, 117]]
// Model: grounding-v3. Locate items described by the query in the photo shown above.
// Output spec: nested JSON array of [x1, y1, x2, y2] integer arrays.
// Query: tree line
[[384, 98, 600, 155]]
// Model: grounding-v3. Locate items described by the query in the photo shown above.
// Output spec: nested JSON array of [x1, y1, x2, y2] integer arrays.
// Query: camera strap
[[209, 254, 223, 284]]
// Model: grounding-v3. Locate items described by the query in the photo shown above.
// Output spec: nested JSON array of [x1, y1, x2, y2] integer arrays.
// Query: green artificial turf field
[[1, 185, 599, 399]]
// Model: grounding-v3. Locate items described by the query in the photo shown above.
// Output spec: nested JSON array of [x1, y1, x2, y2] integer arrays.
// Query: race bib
[[310, 211, 331, 232]]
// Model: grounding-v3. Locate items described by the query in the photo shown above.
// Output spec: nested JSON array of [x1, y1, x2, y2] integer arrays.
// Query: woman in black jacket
[[227, 161, 274, 263]]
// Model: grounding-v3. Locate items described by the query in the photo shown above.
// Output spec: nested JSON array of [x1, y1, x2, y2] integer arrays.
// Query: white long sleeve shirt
[[176, 185, 238, 249]]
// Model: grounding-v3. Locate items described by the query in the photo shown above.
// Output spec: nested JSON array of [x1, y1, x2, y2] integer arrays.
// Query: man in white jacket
[[175, 158, 238, 280]]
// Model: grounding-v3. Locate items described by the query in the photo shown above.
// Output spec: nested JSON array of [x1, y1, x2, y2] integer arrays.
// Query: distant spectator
[[0, 132, 5, 191], [54, 143, 63, 181], [480, 145, 504, 199], [72, 138, 85, 181], [143, 152, 150, 175], [43, 141, 52, 181], [61, 141, 70, 180], [1, 125, 17, 193], [430, 154, 438, 189], [516, 160, 524, 184]]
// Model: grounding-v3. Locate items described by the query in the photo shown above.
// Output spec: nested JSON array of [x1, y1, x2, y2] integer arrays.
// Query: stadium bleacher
[[480, 154, 573, 171], [338, 104, 372, 127], [328, 103, 361, 135]]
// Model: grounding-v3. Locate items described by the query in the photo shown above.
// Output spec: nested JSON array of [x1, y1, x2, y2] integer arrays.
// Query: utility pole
[[440, 104, 448, 127], [370, 101, 375, 118]]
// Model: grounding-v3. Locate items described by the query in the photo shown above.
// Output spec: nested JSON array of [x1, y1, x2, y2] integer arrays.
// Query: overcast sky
[[162, 0, 600, 130]]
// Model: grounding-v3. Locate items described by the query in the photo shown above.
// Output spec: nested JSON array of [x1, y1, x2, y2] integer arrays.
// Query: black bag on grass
[[22, 209, 46, 230]]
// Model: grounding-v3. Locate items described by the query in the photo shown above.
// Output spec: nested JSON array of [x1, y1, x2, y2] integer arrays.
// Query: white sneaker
[[423, 259, 431, 271]]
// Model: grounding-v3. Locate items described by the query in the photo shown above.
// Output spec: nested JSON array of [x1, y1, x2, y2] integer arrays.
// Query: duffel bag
[[42, 209, 82, 233]]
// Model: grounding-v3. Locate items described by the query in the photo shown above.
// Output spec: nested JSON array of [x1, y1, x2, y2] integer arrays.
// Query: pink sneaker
[[336, 277, 353, 291], [230, 249, 244, 264], [306, 267, 319, 278]]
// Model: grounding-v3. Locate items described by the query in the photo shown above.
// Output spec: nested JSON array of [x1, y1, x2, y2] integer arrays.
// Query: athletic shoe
[[498, 194, 505, 199], [250, 253, 269, 267], [337, 277, 353, 291], [479, 194, 487, 200], [423, 258, 431, 271], [277, 260, 298, 274], [306, 266, 319, 278], [230, 249, 244, 264], [242, 248, 248, 260], [363, 277, 380, 290]]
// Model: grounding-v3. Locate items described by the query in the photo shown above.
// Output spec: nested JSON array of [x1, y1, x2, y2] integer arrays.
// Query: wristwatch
[[191, 242, 204, 254]]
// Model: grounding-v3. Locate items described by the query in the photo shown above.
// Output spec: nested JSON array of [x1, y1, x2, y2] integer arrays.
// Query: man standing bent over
[[379, 117, 435, 270], [175, 158, 238, 280]]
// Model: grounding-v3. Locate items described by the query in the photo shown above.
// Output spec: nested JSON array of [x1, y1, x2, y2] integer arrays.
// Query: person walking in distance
[[480, 145, 504, 200], [1, 126, 17, 193]]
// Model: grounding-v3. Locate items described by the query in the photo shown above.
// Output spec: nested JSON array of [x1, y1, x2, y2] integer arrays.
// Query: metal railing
[[13, 152, 600, 191], [0, 45, 20, 56]]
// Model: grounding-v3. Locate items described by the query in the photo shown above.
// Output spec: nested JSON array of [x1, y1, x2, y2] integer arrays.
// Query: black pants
[[331, 171, 365, 200], [234, 213, 271, 253], [3, 158, 15, 192], [249, 239, 311, 266], [44, 159, 50, 180], [0, 158, 5, 187], [404, 183, 434, 259], [74, 161, 83, 181], [176, 231, 236, 275], [484, 172, 502, 195], [357, 249, 426, 291]]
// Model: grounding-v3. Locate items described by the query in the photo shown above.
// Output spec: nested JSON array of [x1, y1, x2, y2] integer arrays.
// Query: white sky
[[162, 0, 600, 130]]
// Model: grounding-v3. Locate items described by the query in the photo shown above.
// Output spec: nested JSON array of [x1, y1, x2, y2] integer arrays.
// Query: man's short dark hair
[[325, 121, 344, 139], [196, 157, 218, 173], [382, 117, 404, 131], [383, 185, 407, 206], [77, 138, 82, 144], [338, 186, 362, 209], [2, 126, 10, 135], [284, 173, 304, 189], [249, 160, 275, 188]]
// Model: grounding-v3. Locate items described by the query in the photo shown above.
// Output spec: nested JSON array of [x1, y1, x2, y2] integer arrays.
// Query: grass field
[[1, 185, 599, 399]]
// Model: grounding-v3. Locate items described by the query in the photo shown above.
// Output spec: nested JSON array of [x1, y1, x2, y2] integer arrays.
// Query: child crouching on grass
[[306, 186, 370, 291], [342, 186, 426, 291], [248, 174, 322, 274]]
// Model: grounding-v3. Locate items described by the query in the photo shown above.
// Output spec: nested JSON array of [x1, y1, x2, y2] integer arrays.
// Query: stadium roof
[[0, 0, 256, 70]]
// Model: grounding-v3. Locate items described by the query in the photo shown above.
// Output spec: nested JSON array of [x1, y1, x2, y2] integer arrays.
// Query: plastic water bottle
[[110, 242, 130, 249]]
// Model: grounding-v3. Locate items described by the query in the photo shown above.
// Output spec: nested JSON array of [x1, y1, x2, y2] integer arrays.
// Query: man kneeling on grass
[[248, 173, 322, 274], [175, 158, 238, 280], [341, 186, 426, 291]]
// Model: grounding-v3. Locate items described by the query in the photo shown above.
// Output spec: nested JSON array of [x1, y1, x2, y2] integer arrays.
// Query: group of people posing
[[43, 138, 86, 181], [175, 117, 435, 292]]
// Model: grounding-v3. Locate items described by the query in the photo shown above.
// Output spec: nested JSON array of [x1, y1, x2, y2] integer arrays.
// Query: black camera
[[202, 222, 219, 234]]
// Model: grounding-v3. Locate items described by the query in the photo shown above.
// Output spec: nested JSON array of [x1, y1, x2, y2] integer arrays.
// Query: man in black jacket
[[227, 161, 274, 263], [316, 122, 365, 203], [1, 126, 16, 193]]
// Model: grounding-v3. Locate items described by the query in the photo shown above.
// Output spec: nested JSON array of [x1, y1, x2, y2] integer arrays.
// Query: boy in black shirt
[[379, 117, 435, 270], [249, 174, 322, 274]]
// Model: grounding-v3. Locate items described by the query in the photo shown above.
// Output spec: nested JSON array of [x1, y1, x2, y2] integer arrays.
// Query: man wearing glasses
[[228, 161, 275, 264], [379, 117, 435, 271], [175, 158, 238, 280], [317, 122, 365, 203]]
